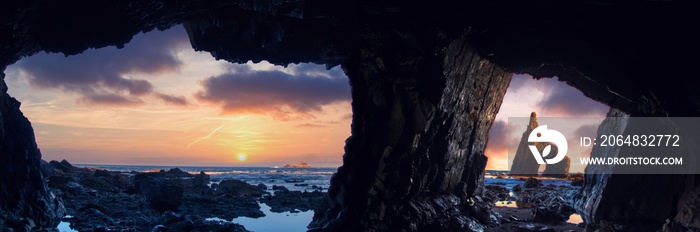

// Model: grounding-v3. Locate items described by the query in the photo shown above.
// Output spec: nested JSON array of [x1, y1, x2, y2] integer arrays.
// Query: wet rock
[[0, 2, 695, 231], [533, 205, 574, 224], [0, 75, 64, 230], [311, 31, 511, 231], [138, 177, 184, 212], [272, 185, 289, 193], [524, 177, 541, 188], [513, 224, 555, 232], [50, 159, 76, 173], [261, 190, 328, 213], [513, 184, 523, 192], [165, 168, 192, 177], [570, 179, 583, 187], [509, 112, 545, 176], [662, 219, 689, 232], [217, 179, 265, 197], [186, 171, 212, 197], [485, 185, 509, 201]]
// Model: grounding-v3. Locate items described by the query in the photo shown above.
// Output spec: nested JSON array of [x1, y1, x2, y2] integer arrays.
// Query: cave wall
[[308, 30, 511, 231], [0, 72, 64, 230], [1, 0, 699, 231]]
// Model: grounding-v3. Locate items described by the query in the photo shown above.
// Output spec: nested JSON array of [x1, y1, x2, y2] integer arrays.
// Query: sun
[[237, 154, 248, 162]]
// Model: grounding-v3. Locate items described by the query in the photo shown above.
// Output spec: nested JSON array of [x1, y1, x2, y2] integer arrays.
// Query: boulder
[[523, 177, 541, 188], [532, 204, 575, 224], [272, 185, 289, 193], [217, 180, 265, 197], [138, 177, 184, 212]]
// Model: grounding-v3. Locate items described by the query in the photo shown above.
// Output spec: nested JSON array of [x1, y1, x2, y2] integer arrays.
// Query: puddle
[[57, 215, 78, 232], [567, 213, 583, 224], [494, 200, 517, 208], [207, 203, 313, 232]]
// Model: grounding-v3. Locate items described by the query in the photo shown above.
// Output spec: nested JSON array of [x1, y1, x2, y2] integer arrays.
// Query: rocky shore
[[482, 176, 584, 232], [40, 160, 327, 231]]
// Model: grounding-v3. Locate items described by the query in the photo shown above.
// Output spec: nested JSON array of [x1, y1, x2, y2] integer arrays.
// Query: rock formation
[[0, 72, 64, 230], [283, 161, 312, 168], [542, 152, 570, 178], [0, 1, 698, 231], [509, 112, 545, 176]]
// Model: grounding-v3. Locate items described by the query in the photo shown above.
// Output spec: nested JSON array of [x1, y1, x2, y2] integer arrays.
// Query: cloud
[[77, 93, 143, 106], [13, 25, 190, 106], [573, 123, 599, 139], [537, 84, 609, 117], [155, 93, 189, 106], [484, 120, 521, 170], [296, 123, 325, 128], [485, 120, 517, 155], [196, 63, 350, 118], [507, 75, 609, 117], [184, 124, 227, 151]]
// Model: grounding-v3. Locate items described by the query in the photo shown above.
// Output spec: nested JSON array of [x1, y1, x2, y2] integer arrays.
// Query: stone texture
[[509, 112, 545, 176], [0, 1, 698, 231], [0, 73, 64, 230], [576, 109, 700, 231], [574, 108, 629, 225], [216, 179, 266, 197], [309, 31, 511, 231], [542, 155, 570, 178]]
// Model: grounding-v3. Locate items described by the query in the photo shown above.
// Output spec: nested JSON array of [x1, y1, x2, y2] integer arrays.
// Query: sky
[[4, 25, 352, 167], [3, 24, 609, 169]]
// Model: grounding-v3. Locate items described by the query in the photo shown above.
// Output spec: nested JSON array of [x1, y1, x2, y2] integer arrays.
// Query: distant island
[[283, 161, 312, 168]]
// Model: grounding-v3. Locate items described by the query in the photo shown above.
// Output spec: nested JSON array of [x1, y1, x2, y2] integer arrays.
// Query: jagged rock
[[533, 204, 575, 224], [571, 179, 583, 187], [216, 179, 265, 197], [484, 185, 509, 201], [509, 112, 546, 176], [542, 155, 570, 178], [513, 185, 523, 192], [260, 190, 328, 213], [513, 224, 555, 232], [0, 73, 64, 231], [272, 185, 289, 193], [311, 32, 511, 231], [138, 177, 184, 212], [187, 171, 212, 197], [0, 1, 697, 231], [524, 177, 541, 188], [283, 161, 312, 168]]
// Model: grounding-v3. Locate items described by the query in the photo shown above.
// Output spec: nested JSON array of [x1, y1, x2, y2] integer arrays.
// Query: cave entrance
[[482, 74, 610, 227], [484, 74, 610, 174], [4, 25, 349, 232]]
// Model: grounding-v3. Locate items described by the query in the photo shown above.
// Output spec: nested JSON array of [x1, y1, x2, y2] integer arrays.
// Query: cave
[[1, 1, 698, 231]]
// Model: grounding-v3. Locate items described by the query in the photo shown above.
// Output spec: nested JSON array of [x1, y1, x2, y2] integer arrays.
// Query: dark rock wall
[[309, 30, 511, 231], [0, 1, 699, 231], [576, 109, 700, 231], [574, 108, 629, 224], [0, 72, 64, 230]]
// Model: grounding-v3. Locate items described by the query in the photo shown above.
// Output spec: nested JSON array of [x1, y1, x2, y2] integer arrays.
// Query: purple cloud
[[508, 74, 609, 117], [13, 25, 190, 106], [196, 63, 350, 117]]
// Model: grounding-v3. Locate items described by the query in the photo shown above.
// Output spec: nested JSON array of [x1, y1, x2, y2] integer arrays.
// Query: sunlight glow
[[237, 154, 248, 162]]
